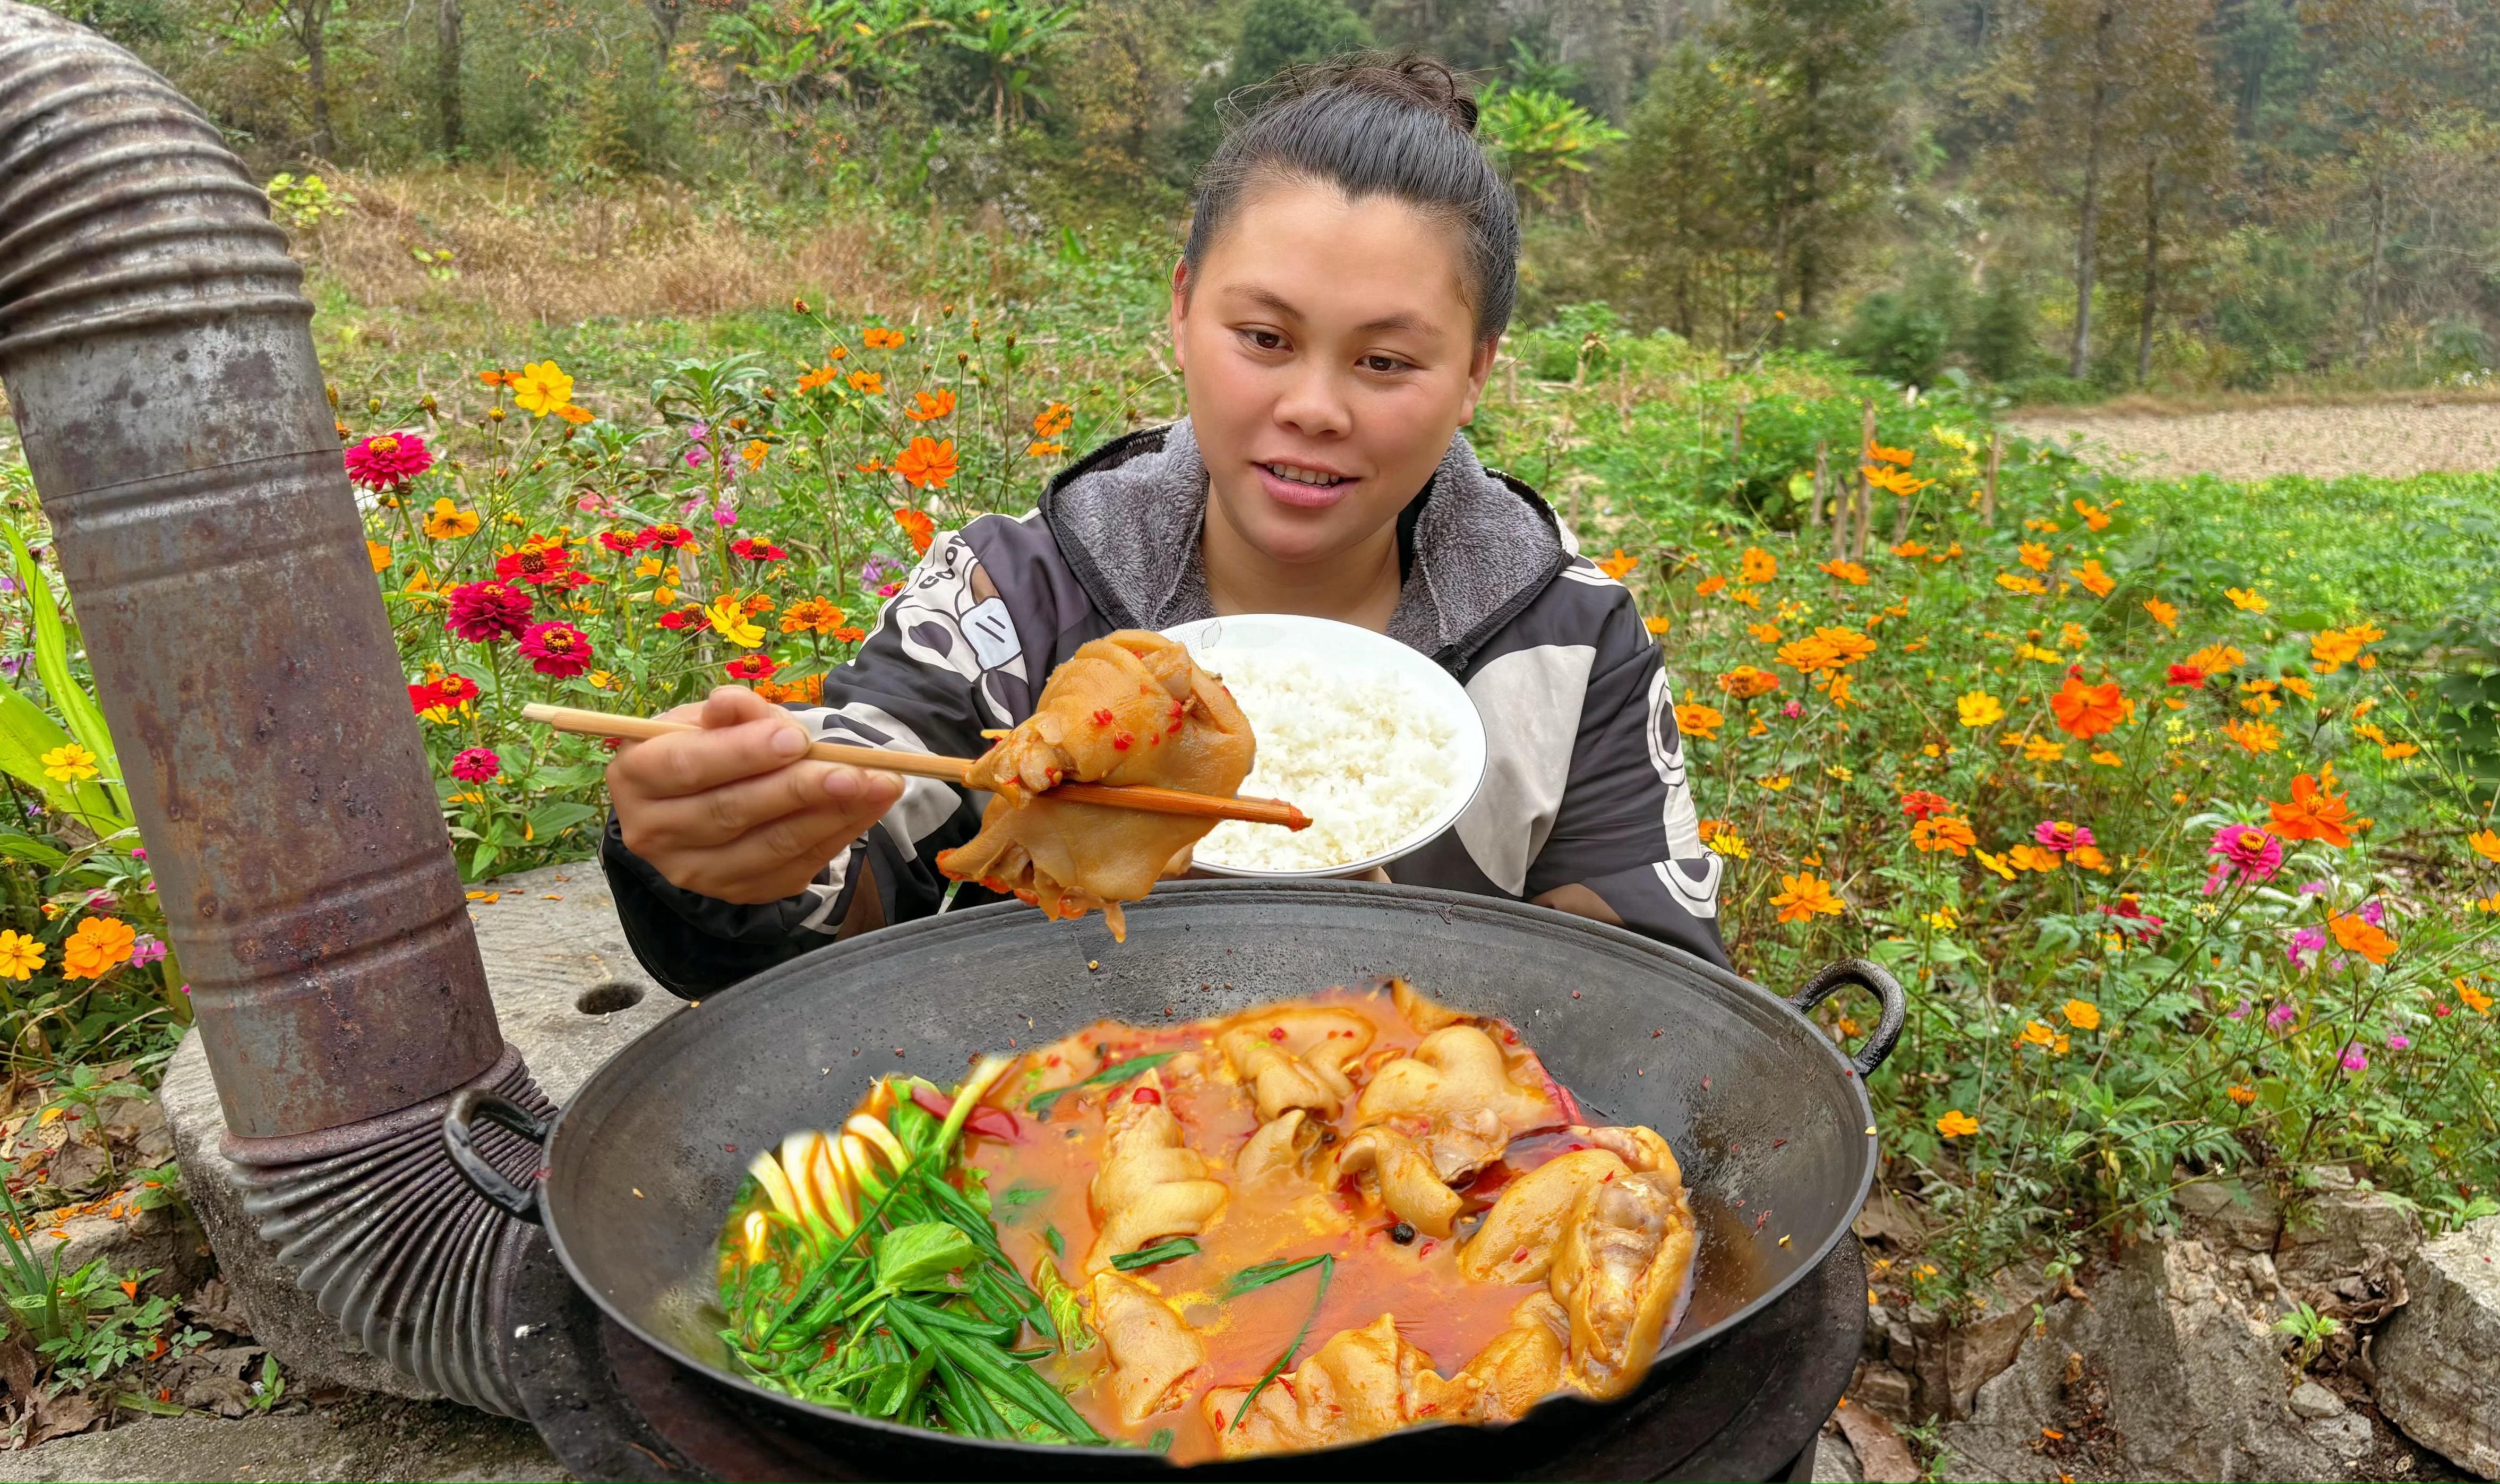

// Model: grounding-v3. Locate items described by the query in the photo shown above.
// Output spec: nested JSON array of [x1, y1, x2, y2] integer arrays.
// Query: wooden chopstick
[[521, 703, 1310, 830]]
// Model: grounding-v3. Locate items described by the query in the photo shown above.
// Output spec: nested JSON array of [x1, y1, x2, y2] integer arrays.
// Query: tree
[[2110, 0, 2230, 383], [1231, 0, 1368, 90], [435, 0, 461, 157], [1715, 0, 1907, 330], [1591, 44, 1778, 346]]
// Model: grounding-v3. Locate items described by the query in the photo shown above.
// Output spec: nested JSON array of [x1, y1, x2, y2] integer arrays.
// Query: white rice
[[1195, 652, 1460, 872]]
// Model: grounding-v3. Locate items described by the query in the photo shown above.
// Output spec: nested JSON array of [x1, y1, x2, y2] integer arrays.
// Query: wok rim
[[534, 879, 1879, 1467]]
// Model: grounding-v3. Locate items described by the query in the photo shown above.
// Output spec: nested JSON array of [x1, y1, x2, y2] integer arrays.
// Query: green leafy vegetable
[[1042, 1223, 1064, 1258], [1221, 1253, 1333, 1299], [1148, 1428, 1175, 1453], [999, 1184, 1052, 1209], [1109, 1237, 1200, 1272], [1229, 1255, 1335, 1429], [1026, 1051, 1180, 1119], [876, 1223, 979, 1291], [1032, 1248, 1093, 1355]]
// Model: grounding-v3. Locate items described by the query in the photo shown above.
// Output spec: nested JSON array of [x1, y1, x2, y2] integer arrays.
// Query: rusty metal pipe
[[0, 2, 542, 1413]]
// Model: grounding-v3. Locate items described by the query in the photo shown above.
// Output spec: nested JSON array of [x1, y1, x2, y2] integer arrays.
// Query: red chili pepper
[[1131, 1086, 1161, 1105], [1091, 708, 1114, 726], [1268, 1026, 1287, 1042], [911, 1082, 1022, 1141], [1111, 732, 1133, 751]]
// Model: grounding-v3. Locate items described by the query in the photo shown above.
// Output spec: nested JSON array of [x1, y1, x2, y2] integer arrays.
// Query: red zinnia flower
[[1898, 790, 1954, 822], [2167, 664, 2206, 688], [408, 682, 444, 715], [639, 523, 698, 550], [433, 673, 480, 704], [444, 581, 533, 642], [725, 654, 781, 681], [495, 541, 576, 586], [450, 747, 501, 783], [517, 621, 594, 678], [597, 530, 640, 555], [656, 604, 710, 632], [731, 537, 789, 562], [344, 432, 434, 492]]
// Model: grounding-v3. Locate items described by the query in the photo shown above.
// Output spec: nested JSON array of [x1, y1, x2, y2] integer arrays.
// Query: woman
[[602, 58, 1726, 996]]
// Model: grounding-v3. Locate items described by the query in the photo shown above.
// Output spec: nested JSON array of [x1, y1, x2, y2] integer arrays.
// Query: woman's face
[[1172, 178, 1496, 569]]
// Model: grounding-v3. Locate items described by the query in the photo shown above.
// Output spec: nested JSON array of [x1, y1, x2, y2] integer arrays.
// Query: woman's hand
[[607, 687, 903, 905]]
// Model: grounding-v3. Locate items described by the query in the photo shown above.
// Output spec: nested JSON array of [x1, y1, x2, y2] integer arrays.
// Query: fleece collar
[[1039, 418, 1569, 670]]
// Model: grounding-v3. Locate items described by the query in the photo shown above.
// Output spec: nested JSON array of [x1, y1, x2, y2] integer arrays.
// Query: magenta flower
[[2033, 820, 2095, 854], [2227, 1000, 2251, 1020], [343, 431, 434, 491], [2385, 1033, 2411, 1050], [2358, 899, 2386, 927], [450, 747, 501, 784], [517, 620, 595, 679], [1780, 699, 1804, 718], [131, 847, 145, 861], [2266, 1002, 2298, 1031], [2205, 823, 2284, 894], [128, 934, 166, 967], [2339, 1043, 2369, 1074], [2287, 925, 2326, 968], [444, 581, 533, 642]]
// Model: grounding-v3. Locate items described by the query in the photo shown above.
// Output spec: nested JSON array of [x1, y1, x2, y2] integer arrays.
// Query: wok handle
[[1788, 958, 1907, 1077], [442, 1088, 550, 1224]]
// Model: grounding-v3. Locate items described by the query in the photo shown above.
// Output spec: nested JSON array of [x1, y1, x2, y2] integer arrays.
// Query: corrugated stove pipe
[[0, 1, 547, 1414]]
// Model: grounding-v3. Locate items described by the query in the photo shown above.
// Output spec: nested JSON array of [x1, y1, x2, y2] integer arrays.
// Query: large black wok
[[447, 880, 1902, 1479]]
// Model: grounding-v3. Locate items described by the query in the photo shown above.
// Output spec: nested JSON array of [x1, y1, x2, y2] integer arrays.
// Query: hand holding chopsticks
[[522, 703, 1309, 830]]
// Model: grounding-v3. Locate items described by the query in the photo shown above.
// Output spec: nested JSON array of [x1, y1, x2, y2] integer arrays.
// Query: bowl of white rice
[[1160, 613, 1486, 878]]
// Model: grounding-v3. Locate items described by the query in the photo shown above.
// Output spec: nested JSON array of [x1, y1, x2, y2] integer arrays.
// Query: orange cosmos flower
[[2076, 559, 2115, 597], [2227, 1084, 2256, 1105], [2185, 643, 2245, 675], [2143, 598, 2179, 630], [1032, 401, 1075, 438], [1697, 574, 1728, 596], [2470, 828, 2500, 863], [905, 389, 956, 422], [1777, 635, 1841, 674], [894, 437, 957, 491], [1596, 549, 1639, 580], [1739, 547, 1777, 584], [2327, 911, 2395, 965], [2018, 542, 2052, 572], [847, 370, 884, 395], [1674, 702, 1723, 741], [2270, 765, 2353, 848], [1747, 623, 1783, 644], [1819, 559, 1870, 585], [1864, 442, 1913, 466], [1772, 873, 1844, 922], [861, 326, 906, 349], [2050, 675, 2125, 739], [61, 916, 136, 980], [2222, 718, 2281, 754], [894, 507, 936, 553], [1936, 1110, 1979, 1138], [797, 364, 838, 392]]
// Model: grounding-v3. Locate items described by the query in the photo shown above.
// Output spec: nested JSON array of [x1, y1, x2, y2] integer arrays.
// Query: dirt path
[[2006, 400, 2500, 481]]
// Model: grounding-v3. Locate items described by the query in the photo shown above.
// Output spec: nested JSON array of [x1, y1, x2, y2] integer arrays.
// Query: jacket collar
[[1039, 418, 1570, 669]]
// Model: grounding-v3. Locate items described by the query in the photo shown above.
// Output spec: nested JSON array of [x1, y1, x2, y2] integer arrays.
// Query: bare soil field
[[2007, 399, 2500, 480]]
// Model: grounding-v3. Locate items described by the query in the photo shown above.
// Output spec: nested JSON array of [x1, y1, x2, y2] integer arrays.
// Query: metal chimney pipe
[[0, 1, 546, 1413]]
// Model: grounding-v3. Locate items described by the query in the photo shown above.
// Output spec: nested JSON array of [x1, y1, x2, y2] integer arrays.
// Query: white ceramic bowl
[[1160, 613, 1487, 879]]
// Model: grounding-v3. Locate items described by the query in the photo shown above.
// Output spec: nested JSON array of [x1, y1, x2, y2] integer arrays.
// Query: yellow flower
[[1748, 622, 1784, 644], [2143, 598, 2179, 631], [2090, 750, 2123, 766], [1936, 1110, 1979, 1138], [1957, 691, 2005, 728], [741, 440, 770, 471], [705, 595, 765, 649], [2382, 742, 2419, 761], [2058, 622, 2091, 651], [1996, 572, 2048, 596], [2016, 643, 2064, 664], [2075, 560, 2116, 597], [1924, 905, 1957, 932], [367, 540, 392, 572], [511, 360, 575, 416], [2225, 586, 2268, 613], [1771, 873, 1844, 922], [424, 499, 481, 540], [2221, 718, 2280, 754], [2017, 1019, 2056, 1048], [1674, 702, 1724, 741], [2022, 737, 2066, 764], [2062, 998, 2101, 1031], [40, 744, 98, 784], [2008, 844, 2063, 872], [0, 930, 44, 981], [1757, 775, 1793, 792], [1707, 830, 1750, 860]]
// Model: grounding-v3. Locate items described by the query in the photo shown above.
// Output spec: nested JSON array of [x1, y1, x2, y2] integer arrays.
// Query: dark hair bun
[[1275, 53, 1478, 136], [1187, 49, 1519, 341]]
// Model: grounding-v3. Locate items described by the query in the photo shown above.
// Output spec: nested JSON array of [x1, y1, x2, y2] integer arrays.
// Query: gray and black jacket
[[603, 420, 1727, 996]]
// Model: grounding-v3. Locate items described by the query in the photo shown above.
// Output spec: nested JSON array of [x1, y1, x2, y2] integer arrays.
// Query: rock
[[1848, 1360, 1916, 1418], [21, 1186, 211, 1297], [2274, 1167, 2421, 1294], [2288, 1379, 2345, 1420], [2373, 1214, 2500, 1480], [2308, 1410, 2375, 1461], [1811, 1431, 1863, 1483], [1907, 1266, 2055, 1419], [0, 1394, 559, 1481], [1835, 1402, 1920, 1483], [158, 862, 681, 1400], [1941, 1235, 2343, 1482]]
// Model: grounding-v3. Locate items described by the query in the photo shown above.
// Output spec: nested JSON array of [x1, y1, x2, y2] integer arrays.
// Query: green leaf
[[1042, 1224, 1064, 1258], [3, 530, 121, 798], [526, 801, 600, 837], [1221, 1252, 1332, 1298], [0, 830, 66, 869], [874, 1222, 978, 1291], [1026, 1050, 1178, 1119], [1108, 1237, 1198, 1272]]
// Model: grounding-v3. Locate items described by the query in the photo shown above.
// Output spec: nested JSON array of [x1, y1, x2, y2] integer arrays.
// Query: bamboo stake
[[1851, 400, 1876, 561], [521, 703, 1309, 830], [1808, 439, 1827, 530], [1982, 431, 2001, 527]]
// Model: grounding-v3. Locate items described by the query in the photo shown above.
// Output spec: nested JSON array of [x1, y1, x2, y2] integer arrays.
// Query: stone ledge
[[158, 861, 682, 1400]]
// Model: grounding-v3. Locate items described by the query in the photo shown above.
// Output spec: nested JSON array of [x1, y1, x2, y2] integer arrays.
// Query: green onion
[[1109, 1236, 1201, 1271], [1043, 1223, 1065, 1258], [1229, 1255, 1334, 1429], [1148, 1428, 1175, 1453], [1026, 1051, 1179, 1119], [1221, 1253, 1333, 1298]]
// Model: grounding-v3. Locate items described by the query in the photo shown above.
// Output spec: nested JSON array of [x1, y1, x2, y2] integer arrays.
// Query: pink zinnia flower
[[1779, 700, 1804, 718], [444, 581, 533, 642], [2384, 1033, 2410, 1050], [450, 747, 501, 783], [2266, 1002, 2297, 1031], [129, 934, 166, 967], [2205, 824, 2284, 893], [517, 621, 594, 679], [2033, 820, 2094, 854], [2339, 1043, 2368, 1073], [343, 431, 434, 491]]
